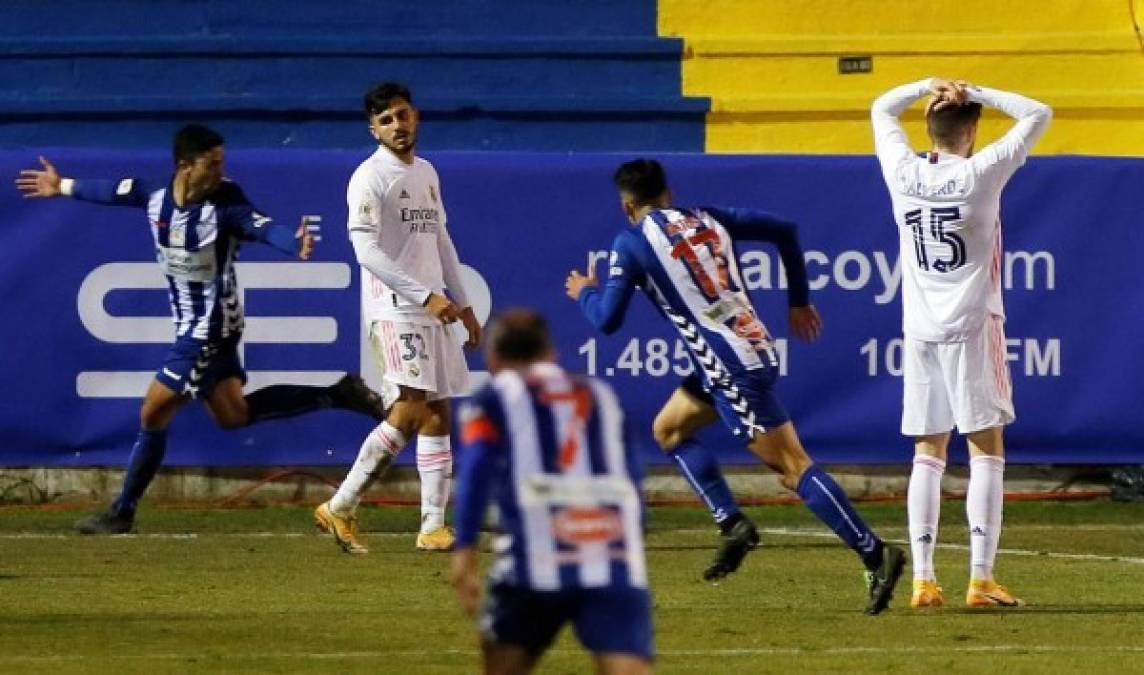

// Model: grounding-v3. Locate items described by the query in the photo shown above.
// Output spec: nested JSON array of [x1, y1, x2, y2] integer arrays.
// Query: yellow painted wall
[[660, 0, 1144, 154]]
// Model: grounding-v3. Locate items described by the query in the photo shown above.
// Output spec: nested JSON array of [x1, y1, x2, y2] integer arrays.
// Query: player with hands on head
[[871, 75, 1051, 609]]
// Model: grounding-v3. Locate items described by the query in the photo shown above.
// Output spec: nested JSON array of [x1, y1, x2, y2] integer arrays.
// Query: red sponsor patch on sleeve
[[462, 415, 500, 446]]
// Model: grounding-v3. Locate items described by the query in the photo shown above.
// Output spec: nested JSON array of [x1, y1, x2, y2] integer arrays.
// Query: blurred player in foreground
[[566, 159, 905, 614], [15, 125, 386, 534], [872, 77, 1051, 608], [315, 83, 481, 553], [450, 309, 653, 675]]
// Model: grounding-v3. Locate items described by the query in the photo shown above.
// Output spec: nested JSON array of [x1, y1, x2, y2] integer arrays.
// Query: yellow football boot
[[910, 579, 945, 608], [416, 525, 455, 551], [966, 579, 1024, 608], [314, 502, 368, 555]]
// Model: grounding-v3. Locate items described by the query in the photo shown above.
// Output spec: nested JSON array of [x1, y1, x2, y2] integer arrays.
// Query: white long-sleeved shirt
[[872, 78, 1052, 341], [346, 147, 470, 326]]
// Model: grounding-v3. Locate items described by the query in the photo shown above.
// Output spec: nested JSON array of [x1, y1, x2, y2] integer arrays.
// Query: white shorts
[[370, 319, 470, 400], [901, 315, 1015, 436]]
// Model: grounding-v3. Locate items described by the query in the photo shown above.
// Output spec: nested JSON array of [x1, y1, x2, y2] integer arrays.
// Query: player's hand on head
[[929, 78, 968, 107], [426, 292, 460, 324], [564, 269, 597, 301], [788, 304, 823, 342], [459, 306, 481, 350], [15, 156, 62, 198]]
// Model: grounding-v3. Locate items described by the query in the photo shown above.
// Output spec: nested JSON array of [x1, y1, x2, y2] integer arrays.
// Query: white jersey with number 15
[[872, 79, 1052, 342]]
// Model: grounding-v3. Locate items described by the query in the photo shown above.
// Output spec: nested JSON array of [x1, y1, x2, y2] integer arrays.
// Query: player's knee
[[139, 407, 166, 431], [213, 411, 247, 430], [779, 454, 813, 490], [388, 399, 429, 437], [139, 400, 177, 430]]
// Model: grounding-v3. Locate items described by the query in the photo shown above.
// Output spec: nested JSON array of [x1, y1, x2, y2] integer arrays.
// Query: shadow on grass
[[943, 604, 1144, 615], [647, 541, 837, 552]]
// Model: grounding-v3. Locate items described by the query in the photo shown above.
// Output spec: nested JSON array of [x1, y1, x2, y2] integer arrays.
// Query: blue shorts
[[480, 583, 654, 660], [681, 364, 790, 438], [155, 335, 246, 400]]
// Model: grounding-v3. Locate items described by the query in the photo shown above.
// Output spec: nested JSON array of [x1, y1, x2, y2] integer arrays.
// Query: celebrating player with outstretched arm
[[871, 78, 1051, 608], [14, 125, 388, 534], [314, 82, 481, 554], [566, 159, 906, 614]]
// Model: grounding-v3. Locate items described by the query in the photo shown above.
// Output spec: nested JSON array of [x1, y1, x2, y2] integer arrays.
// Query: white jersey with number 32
[[872, 79, 1052, 342]]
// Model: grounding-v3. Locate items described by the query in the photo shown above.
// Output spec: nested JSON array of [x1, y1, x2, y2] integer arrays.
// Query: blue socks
[[111, 429, 168, 518], [244, 385, 333, 425], [796, 465, 884, 570], [669, 439, 741, 529]]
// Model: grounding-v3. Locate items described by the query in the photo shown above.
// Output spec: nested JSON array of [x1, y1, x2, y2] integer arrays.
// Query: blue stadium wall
[[1, 2, 1140, 466], [2, 150, 1140, 466], [0, 0, 707, 151]]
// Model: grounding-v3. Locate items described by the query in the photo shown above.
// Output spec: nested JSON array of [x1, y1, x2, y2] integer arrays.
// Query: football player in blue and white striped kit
[[16, 125, 387, 534], [565, 159, 906, 614], [451, 310, 652, 674]]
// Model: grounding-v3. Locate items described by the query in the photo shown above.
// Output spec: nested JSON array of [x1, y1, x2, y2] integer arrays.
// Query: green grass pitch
[[1, 500, 1142, 674]]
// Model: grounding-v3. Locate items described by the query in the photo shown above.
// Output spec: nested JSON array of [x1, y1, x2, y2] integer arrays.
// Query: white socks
[[329, 422, 406, 515], [908, 455, 945, 581], [417, 435, 453, 534], [967, 455, 1005, 581]]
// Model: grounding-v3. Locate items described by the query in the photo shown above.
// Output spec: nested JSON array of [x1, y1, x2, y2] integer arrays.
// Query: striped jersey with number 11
[[577, 206, 809, 428]]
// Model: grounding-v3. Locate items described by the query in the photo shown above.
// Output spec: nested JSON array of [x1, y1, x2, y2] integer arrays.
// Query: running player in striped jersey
[[16, 125, 387, 534], [565, 159, 905, 614], [451, 310, 652, 674], [872, 78, 1051, 609]]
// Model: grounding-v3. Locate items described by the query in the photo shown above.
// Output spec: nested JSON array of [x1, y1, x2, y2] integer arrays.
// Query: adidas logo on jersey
[[399, 189, 411, 199]]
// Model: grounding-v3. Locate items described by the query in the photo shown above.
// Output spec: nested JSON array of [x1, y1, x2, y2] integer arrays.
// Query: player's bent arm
[[579, 232, 644, 334], [871, 78, 932, 168], [217, 185, 302, 256], [436, 222, 471, 309], [348, 230, 434, 307], [707, 207, 810, 307], [968, 87, 1053, 180], [579, 257, 639, 335], [65, 178, 152, 208]]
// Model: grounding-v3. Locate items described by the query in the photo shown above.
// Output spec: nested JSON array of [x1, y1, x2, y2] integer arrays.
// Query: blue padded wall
[[0, 1, 706, 151]]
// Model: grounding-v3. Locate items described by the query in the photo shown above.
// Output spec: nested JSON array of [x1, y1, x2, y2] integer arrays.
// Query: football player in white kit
[[316, 83, 481, 553], [871, 77, 1051, 608]]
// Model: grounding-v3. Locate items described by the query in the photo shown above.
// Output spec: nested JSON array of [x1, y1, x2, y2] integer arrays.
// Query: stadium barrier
[[1, 149, 1140, 466]]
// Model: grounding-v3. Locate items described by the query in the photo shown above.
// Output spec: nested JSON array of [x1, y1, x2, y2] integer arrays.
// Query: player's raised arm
[[16, 156, 151, 207], [566, 231, 644, 335], [966, 84, 1053, 183], [871, 78, 971, 172]]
